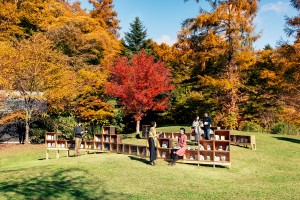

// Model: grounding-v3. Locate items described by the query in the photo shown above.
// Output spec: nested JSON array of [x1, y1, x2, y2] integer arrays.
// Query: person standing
[[17, 122, 26, 144], [74, 122, 84, 157], [192, 116, 203, 145], [203, 113, 212, 140], [169, 128, 187, 166], [148, 121, 159, 166]]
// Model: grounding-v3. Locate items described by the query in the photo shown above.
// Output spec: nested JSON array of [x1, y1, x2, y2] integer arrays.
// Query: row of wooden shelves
[[45, 130, 231, 167], [46, 133, 122, 148]]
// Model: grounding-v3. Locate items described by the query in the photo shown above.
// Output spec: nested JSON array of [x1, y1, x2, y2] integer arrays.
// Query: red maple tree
[[106, 50, 174, 135]]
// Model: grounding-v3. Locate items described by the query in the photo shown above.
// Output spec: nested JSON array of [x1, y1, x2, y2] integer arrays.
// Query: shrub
[[241, 122, 262, 132], [30, 128, 46, 144], [55, 116, 77, 140], [271, 122, 300, 135]]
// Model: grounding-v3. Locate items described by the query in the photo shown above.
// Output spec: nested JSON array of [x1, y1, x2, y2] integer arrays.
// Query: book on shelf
[[218, 145, 223, 151], [221, 136, 225, 140], [215, 135, 220, 140], [206, 155, 211, 161], [207, 145, 211, 150], [162, 151, 167, 158], [47, 135, 55, 140], [199, 144, 204, 150], [162, 141, 168, 148], [189, 154, 194, 160], [47, 143, 54, 147], [97, 144, 102, 149], [226, 145, 229, 151], [200, 155, 205, 161], [57, 143, 65, 148], [221, 155, 226, 161], [214, 156, 220, 161], [105, 136, 109, 142]]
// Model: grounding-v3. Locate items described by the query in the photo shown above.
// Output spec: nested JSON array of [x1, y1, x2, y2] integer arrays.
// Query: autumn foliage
[[106, 51, 173, 133]]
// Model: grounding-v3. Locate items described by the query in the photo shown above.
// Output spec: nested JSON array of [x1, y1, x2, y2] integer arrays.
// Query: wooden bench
[[46, 147, 70, 160]]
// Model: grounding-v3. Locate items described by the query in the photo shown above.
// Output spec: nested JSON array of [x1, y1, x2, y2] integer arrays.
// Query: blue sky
[[79, 0, 298, 50]]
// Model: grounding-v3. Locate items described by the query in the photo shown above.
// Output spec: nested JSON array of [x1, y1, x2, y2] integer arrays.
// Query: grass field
[[0, 126, 299, 200]]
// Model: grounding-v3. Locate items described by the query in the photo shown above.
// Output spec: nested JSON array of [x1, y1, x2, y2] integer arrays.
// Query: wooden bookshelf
[[45, 132, 69, 159], [123, 144, 130, 154], [230, 134, 256, 150], [177, 130, 231, 168], [158, 138, 173, 148], [142, 125, 151, 138]]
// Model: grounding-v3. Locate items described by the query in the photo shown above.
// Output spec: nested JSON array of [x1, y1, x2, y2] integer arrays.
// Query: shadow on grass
[[119, 134, 134, 140], [0, 167, 131, 199], [128, 156, 150, 165], [274, 136, 300, 144]]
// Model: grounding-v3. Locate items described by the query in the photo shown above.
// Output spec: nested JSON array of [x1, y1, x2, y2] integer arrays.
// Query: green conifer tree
[[124, 17, 148, 54]]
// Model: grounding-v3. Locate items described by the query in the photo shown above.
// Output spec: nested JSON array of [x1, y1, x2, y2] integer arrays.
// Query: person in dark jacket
[[74, 122, 84, 156], [203, 113, 212, 140], [18, 122, 26, 144]]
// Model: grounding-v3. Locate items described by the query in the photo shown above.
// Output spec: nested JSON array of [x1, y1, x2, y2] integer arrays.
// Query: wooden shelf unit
[[230, 134, 256, 150], [45, 132, 69, 159], [142, 125, 151, 138], [103, 126, 116, 135], [177, 130, 231, 167]]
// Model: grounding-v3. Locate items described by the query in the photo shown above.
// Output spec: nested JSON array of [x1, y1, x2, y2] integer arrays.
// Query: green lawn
[[0, 128, 299, 200]]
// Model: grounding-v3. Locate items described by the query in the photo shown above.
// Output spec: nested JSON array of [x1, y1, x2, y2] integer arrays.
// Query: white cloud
[[261, 1, 289, 13], [155, 35, 177, 46]]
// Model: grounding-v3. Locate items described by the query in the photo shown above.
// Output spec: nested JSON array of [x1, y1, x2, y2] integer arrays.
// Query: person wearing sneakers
[[169, 128, 187, 166]]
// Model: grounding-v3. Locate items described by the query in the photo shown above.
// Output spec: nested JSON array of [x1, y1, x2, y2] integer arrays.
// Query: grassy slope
[[0, 128, 299, 200]]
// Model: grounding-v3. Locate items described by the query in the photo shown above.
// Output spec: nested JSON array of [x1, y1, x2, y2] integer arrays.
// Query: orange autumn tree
[[106, 51, 174, 136], [0, 34, 76, 144]]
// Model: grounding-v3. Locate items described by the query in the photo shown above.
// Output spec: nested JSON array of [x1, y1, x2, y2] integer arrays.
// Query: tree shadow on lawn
[[0, 167, 130, 200], [274, 136, 300, 144]]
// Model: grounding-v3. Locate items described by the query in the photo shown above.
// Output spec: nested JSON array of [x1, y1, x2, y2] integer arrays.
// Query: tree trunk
[[25, 110, 31, 144], [136, 120, 140, 135]]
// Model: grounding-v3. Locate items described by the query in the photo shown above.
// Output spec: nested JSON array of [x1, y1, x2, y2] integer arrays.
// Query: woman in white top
[[192, 116, 203, 145]]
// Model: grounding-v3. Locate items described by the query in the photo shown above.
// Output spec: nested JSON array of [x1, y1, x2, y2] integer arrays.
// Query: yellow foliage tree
[[0, 34, 76, 144]]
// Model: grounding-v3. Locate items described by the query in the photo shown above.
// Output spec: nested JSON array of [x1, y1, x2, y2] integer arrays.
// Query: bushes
[[271, 122, 300, 135], [241, 122, 262, 132]]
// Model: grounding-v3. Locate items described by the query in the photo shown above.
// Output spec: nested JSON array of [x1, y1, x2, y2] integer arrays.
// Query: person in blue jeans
[[203, 113, 212, 140]]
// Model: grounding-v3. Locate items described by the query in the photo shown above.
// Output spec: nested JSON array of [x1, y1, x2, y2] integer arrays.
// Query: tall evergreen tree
[[124, 17, 148, 54]]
